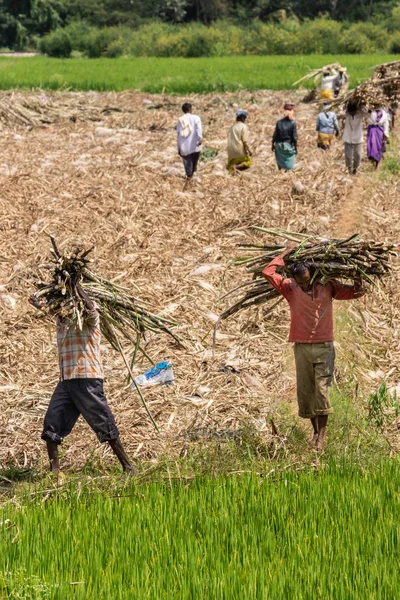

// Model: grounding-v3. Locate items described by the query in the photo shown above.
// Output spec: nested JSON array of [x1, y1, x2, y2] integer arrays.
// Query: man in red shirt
[[263, 245, 364, 449]]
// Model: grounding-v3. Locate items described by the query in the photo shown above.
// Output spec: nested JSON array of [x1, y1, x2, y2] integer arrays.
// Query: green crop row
[[1, 460, 399, 599], [0, 54, 396, 93]]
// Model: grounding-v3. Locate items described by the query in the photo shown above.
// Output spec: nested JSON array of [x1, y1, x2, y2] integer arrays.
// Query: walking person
[[333, 67, 349, 98], [320, 67, 338, 101], [227, 109, 252, 174], [367, 108, 389, 168], [341, 102, 369, 175], [272, 103, 297, 171], [177, 102, 202, 180], [29, 287, 136, 476], [316, 101, 339, 150], [262, 245, 364, 450]]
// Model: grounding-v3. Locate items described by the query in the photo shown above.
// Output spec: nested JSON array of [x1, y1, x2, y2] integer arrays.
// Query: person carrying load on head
[[227, 109, 252, 174], [320, 67, 338, 100], [341, 102, 369, 175], [262, 244, 365, 451], [177, 102, 203, 179], [367, 108, 390, 168], [333, 67, 349, 98], [29, 288, 136, 477], [272, 103, 297, 171], [316, 101, 339, 150]]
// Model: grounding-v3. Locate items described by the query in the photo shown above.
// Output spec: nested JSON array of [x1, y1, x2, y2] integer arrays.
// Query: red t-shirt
[[262, 256, 364, 343]]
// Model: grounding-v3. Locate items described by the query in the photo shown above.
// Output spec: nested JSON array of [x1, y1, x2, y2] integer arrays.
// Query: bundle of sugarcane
[[218, 228, 395, 321], [372, 60, 400, 81], [31, 236, 180, 430], [293, 63, 343, 87], [333, 78, 390, 112]]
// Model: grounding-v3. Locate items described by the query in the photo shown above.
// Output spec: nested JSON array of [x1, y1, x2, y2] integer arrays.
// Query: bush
[[388, 33, 400, 54], [63, 21, 95, 52], [338, 29, 374, 54], [39, 29, 72, 58], [345, 22, 387, 50], [104, 38, 125, 58], [244, 24, 300, 55], [85, 28, 120, 58], [296, 18, 341, 54]]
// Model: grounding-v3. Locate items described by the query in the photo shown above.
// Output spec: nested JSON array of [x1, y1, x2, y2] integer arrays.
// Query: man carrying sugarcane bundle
[[320, 67, 338, 101], [262, 245, 364, 450], [29, 287, 136, 476]]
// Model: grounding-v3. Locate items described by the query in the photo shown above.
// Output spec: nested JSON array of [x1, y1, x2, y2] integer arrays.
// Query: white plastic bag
[[132, 361, 175, 389]]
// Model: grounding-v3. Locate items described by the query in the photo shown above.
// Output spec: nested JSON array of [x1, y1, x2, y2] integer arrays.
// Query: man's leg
[[310, 417, 319, 447], [109, 438, 137, 474], [293, 344, 317, 445], [42, 381, 80, 474], [313, 343, 335, 450], [353, 143, 363, 173], [317, 415, 328, 449], [68, 379, 136, 474], [182, 154, 194, 178], [46, 440, 60, 475], [192, 151, 201, 174], [344, 142, 352, 172]]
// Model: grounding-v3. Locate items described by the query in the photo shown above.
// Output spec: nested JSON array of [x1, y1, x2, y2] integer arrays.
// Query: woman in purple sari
[[367, 109, 389, 168]]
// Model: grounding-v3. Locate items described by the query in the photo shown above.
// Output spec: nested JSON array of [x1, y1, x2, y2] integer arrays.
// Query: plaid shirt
[[56, 310, 104, 381]]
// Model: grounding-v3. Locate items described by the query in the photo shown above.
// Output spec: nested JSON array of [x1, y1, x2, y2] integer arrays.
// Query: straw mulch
[[0, 89, 399, 471]]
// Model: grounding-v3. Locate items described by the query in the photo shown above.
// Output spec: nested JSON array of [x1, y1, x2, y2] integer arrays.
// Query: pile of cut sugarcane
[[219, 228, 395, 321], [31, 236, 180, 430]]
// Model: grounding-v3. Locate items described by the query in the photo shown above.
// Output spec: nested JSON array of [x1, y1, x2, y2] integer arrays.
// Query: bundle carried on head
[[334, 62, 400, 112], [31, 236, 180, 430], [32, 236, 179, 349], [293, 63, 344, 87], [340, 80, 389, 111], [219, 227, 395, 321]]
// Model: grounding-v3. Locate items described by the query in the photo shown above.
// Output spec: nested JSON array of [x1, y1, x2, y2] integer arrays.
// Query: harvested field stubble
[[0, 89, 399, 470]]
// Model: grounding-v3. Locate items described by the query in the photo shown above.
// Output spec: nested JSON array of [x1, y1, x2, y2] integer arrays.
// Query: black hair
[[182, 103, 192, 113], [236, 114, 247, 122], [290, 261, 311, 279], [347, 102, 358, 114]]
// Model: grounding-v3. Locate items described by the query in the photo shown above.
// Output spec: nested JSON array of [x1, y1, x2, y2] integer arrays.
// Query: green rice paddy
[[0, 54, 397, 93], [1, 461, 399, 599]]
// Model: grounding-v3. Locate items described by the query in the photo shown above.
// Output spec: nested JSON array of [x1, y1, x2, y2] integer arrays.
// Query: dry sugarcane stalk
[[218, 228, 396, 321], [30, 235, 180, 430]]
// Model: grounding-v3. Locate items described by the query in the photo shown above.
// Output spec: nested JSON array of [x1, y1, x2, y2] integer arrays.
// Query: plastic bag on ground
[[132, 361, 175, 388]]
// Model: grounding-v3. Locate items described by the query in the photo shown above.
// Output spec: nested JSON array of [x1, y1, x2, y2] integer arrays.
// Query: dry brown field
[[1, 89, 399, 471]]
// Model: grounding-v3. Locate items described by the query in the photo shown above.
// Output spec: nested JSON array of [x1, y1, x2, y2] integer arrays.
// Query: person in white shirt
[[320, 68, 338, 100], [341, 102, 369, 175], [177, 103, 202, 179]]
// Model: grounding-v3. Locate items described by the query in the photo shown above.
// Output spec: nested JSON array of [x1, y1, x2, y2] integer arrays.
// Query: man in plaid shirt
[[29, 287, 135, 476]]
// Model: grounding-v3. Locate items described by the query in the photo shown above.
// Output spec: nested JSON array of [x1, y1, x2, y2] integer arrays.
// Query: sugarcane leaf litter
[[0, 71, 399, 469]]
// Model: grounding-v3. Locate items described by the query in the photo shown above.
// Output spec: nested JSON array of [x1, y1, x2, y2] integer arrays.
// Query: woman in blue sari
[[272, 104, 297, 171]]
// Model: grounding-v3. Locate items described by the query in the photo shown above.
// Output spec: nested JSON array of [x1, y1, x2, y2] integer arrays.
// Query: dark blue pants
[[182, 152, 200, 178], [42, 379, 119, 444]]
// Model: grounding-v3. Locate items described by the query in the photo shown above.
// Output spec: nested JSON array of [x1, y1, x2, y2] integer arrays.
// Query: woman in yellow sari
[[227, 110, 252, 174]]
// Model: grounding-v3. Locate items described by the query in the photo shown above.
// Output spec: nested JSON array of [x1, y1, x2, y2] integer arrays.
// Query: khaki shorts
[[293, 342, 335, 419]]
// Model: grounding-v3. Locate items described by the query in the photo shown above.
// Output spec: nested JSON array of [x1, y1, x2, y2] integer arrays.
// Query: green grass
[[1, 461, 399, 599], [0, 54, 397, 93]]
